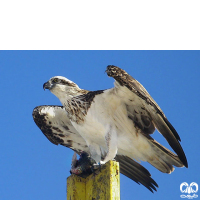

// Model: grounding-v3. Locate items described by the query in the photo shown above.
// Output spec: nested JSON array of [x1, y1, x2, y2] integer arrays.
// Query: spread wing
[[32, 105, 158, 192], [106, 65, 188, 168], [32, 105, 89, 153]]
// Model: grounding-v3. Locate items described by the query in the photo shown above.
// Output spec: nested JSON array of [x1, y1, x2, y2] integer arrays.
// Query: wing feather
[[32, 105, 89, 154], [106, 65, 188, 168]]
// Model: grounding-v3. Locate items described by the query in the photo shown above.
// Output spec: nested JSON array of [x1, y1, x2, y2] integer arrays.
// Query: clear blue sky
[[0, 51, 199, 200]]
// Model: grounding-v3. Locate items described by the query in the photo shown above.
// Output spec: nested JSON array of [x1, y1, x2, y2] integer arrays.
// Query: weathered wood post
[[67, 160, 120, 200]]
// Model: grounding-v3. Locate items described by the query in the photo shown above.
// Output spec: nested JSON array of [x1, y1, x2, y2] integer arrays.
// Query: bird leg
[[101, 126, 118, 164]]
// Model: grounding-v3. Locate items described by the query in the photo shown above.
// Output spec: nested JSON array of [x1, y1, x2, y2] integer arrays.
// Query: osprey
[[33, 65, 188, 192]]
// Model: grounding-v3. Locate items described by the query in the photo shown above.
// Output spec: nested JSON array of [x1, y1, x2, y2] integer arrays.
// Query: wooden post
[[67, 160, 120, 200]]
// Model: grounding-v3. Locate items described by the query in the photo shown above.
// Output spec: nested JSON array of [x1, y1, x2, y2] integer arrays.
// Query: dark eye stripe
[[60, 80, 76, 87]]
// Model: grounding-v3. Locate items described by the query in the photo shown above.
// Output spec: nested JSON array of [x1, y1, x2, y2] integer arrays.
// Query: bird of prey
[[33, 65, 188, 192]]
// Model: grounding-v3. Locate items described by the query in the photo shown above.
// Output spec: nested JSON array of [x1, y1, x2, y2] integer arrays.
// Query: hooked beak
[[43, 81, 51, 90]]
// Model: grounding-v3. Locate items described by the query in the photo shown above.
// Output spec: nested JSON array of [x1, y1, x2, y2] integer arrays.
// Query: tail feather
[[115, 155, 158, 193], [147, 139, 184, 174]]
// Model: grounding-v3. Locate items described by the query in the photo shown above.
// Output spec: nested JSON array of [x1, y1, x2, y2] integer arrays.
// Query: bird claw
[[90, 162, 100, 175]]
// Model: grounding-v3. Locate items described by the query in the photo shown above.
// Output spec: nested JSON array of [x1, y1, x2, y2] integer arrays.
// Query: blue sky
[[0, 51, 199, 200]]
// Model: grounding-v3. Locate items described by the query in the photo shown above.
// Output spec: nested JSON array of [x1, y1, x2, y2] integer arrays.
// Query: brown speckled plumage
[[65, 90, 104, 124], [32, 106, 65, 145]]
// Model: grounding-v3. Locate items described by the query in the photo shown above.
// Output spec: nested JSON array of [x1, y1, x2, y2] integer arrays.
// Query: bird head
[[43, 76, 81, 103]]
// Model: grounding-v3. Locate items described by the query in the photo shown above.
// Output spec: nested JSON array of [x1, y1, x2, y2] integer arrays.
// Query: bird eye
[[53, 78, 58, 83]]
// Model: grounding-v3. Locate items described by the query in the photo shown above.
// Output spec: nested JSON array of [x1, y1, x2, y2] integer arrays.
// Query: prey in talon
[[70, 152, 97, 177]]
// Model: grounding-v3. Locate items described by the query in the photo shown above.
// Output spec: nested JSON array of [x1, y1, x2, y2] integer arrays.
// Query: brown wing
[[106, 65, 188, 168], [32, 105, 90, 153]]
